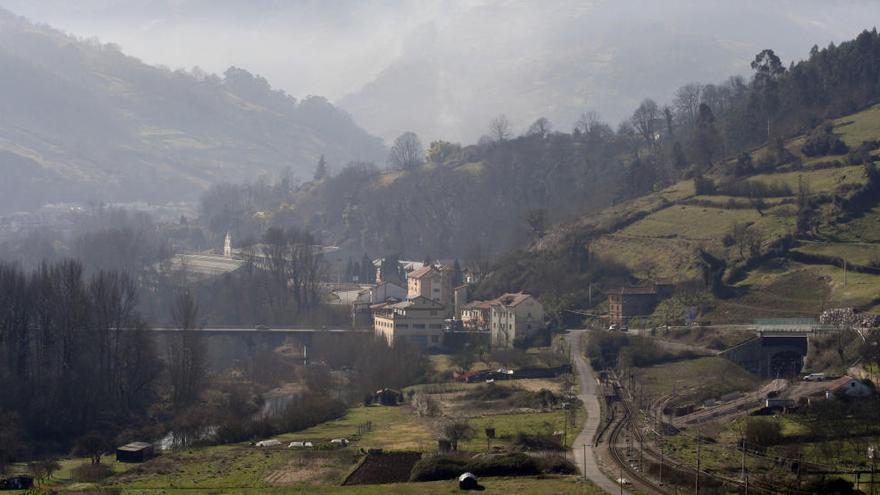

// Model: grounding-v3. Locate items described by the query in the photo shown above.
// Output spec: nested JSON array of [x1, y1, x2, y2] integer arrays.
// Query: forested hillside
[[478, 30, 880, 320], [203, 30, 880, 271], [0, 8, 385, 213]]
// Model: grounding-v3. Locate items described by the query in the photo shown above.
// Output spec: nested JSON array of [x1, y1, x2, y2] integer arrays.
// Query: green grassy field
[[276, 405, 435, 451], [794, 240, 880, 266], [621, 205, 761, 242], [99, 476, 602, 495], [66, 366, 583, 495], [745, 164, 867, 192], [833, 104, 880, 146], [459, 408, 585, 451]]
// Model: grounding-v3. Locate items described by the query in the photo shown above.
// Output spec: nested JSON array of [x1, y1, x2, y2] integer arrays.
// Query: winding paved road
[[567, 329, 630, 495]]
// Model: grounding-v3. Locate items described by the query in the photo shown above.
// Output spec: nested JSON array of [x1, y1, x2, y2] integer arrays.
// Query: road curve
[[567, 329, 631, 495]]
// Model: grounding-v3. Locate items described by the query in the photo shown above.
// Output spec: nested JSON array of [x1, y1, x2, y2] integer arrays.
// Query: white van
[[803, 373, 826, 382]]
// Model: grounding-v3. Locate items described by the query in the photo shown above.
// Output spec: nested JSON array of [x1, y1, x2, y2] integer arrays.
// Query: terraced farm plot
[[828, 206, 880, 243], [833, 104, 880, 146], [591, 234, 701, 281], [724, 261, 880, 314], [746, 165, 867, 193], [620, 205, 761, 242], [794, 240, 880, 266]]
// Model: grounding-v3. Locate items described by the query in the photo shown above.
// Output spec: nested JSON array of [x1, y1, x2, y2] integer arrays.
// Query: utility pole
[[659, 434, 664, 486], [639, 434, 644, 472], [870, 446, 876, 495], [740, 428, 746, 481], [583, 444, 587, 481], [695, 430, 702, 495], [619, 459, 624, 495], [844, 258, 848, 287]]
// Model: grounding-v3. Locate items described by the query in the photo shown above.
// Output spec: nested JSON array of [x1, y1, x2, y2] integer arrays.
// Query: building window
[[431, 336, 439, 343], [429, 324, 441, 329], [413, 324, 426, 329], [430, 310, 437, 316]]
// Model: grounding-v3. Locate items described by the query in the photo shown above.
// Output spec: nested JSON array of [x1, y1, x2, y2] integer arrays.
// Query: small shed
[[458, 472, 479, 490], [116, 442, 154, 463], [375, 388, 403, 406]]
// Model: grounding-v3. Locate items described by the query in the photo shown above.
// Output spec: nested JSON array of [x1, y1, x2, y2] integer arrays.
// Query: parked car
[[803, 373, 826, 382], [608, 323, 619, 331]]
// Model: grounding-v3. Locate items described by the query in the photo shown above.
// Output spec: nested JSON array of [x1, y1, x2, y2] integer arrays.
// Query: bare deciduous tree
[[526, 117, 552, 138], [387, 131, 424, 171], [674, 83, 703, 128], [489, 114, 512, 143], [442, 420, 476, 451], [168, 289, 206, 410], [631, 98, 659, 147]]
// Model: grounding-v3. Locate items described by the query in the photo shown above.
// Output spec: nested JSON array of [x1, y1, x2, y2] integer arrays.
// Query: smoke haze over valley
[[2, 0, 876, 143]]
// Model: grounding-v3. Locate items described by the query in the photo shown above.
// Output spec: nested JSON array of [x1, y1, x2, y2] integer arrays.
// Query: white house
[[825, 376, 873, 399], [489, 293, 545, 348]]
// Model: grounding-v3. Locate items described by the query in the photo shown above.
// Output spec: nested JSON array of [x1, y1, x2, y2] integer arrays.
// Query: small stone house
[[607, 282, 674, 325]]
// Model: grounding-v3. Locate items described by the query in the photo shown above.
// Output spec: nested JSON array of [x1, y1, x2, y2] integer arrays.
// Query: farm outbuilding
[[0, 475, 34, 490], [116, 442, 154, 463], [374, 388, 403, 405]]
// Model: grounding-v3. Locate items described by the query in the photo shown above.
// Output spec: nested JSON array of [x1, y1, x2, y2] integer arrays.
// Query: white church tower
[[223, 231, 232, 258]]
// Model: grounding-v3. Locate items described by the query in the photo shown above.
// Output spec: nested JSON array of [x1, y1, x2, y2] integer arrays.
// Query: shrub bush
[[802, 122, 850, 157], [71, 463, 113, 482], [512, 432, 565, 451], [410, 453, 544, 481]]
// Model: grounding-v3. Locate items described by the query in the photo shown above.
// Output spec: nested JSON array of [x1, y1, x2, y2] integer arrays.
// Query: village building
[[372, 258, 425, 284], [406, 264, 454, 314], [373, 296, 446, 349], [489, 292, 545, 348], [607, 281, 674, 325], [825, 376, 873, 399], [351, 281, 407, 328], [461, 299, 494, 331]]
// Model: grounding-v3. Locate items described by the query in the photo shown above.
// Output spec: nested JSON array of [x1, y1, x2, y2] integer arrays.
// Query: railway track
[[607, 403, 672, 495]]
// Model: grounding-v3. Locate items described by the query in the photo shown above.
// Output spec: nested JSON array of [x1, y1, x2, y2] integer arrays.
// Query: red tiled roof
[[463, 300, 494, 310], [407, 265, 435, 279]]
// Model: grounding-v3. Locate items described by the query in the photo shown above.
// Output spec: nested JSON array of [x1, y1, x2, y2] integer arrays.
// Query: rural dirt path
[[567, 329, 630, 495]]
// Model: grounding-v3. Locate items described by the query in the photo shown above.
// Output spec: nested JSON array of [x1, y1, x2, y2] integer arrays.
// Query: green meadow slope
[[538, 104, 880, 320]]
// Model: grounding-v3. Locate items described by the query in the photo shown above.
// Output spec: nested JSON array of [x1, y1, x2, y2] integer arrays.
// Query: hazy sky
[[2, 0, 878, 142]]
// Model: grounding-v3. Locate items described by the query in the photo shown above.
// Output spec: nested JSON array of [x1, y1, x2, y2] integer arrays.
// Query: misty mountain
[[0, 8, 385, 213], [339, 1, 878, 143]]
